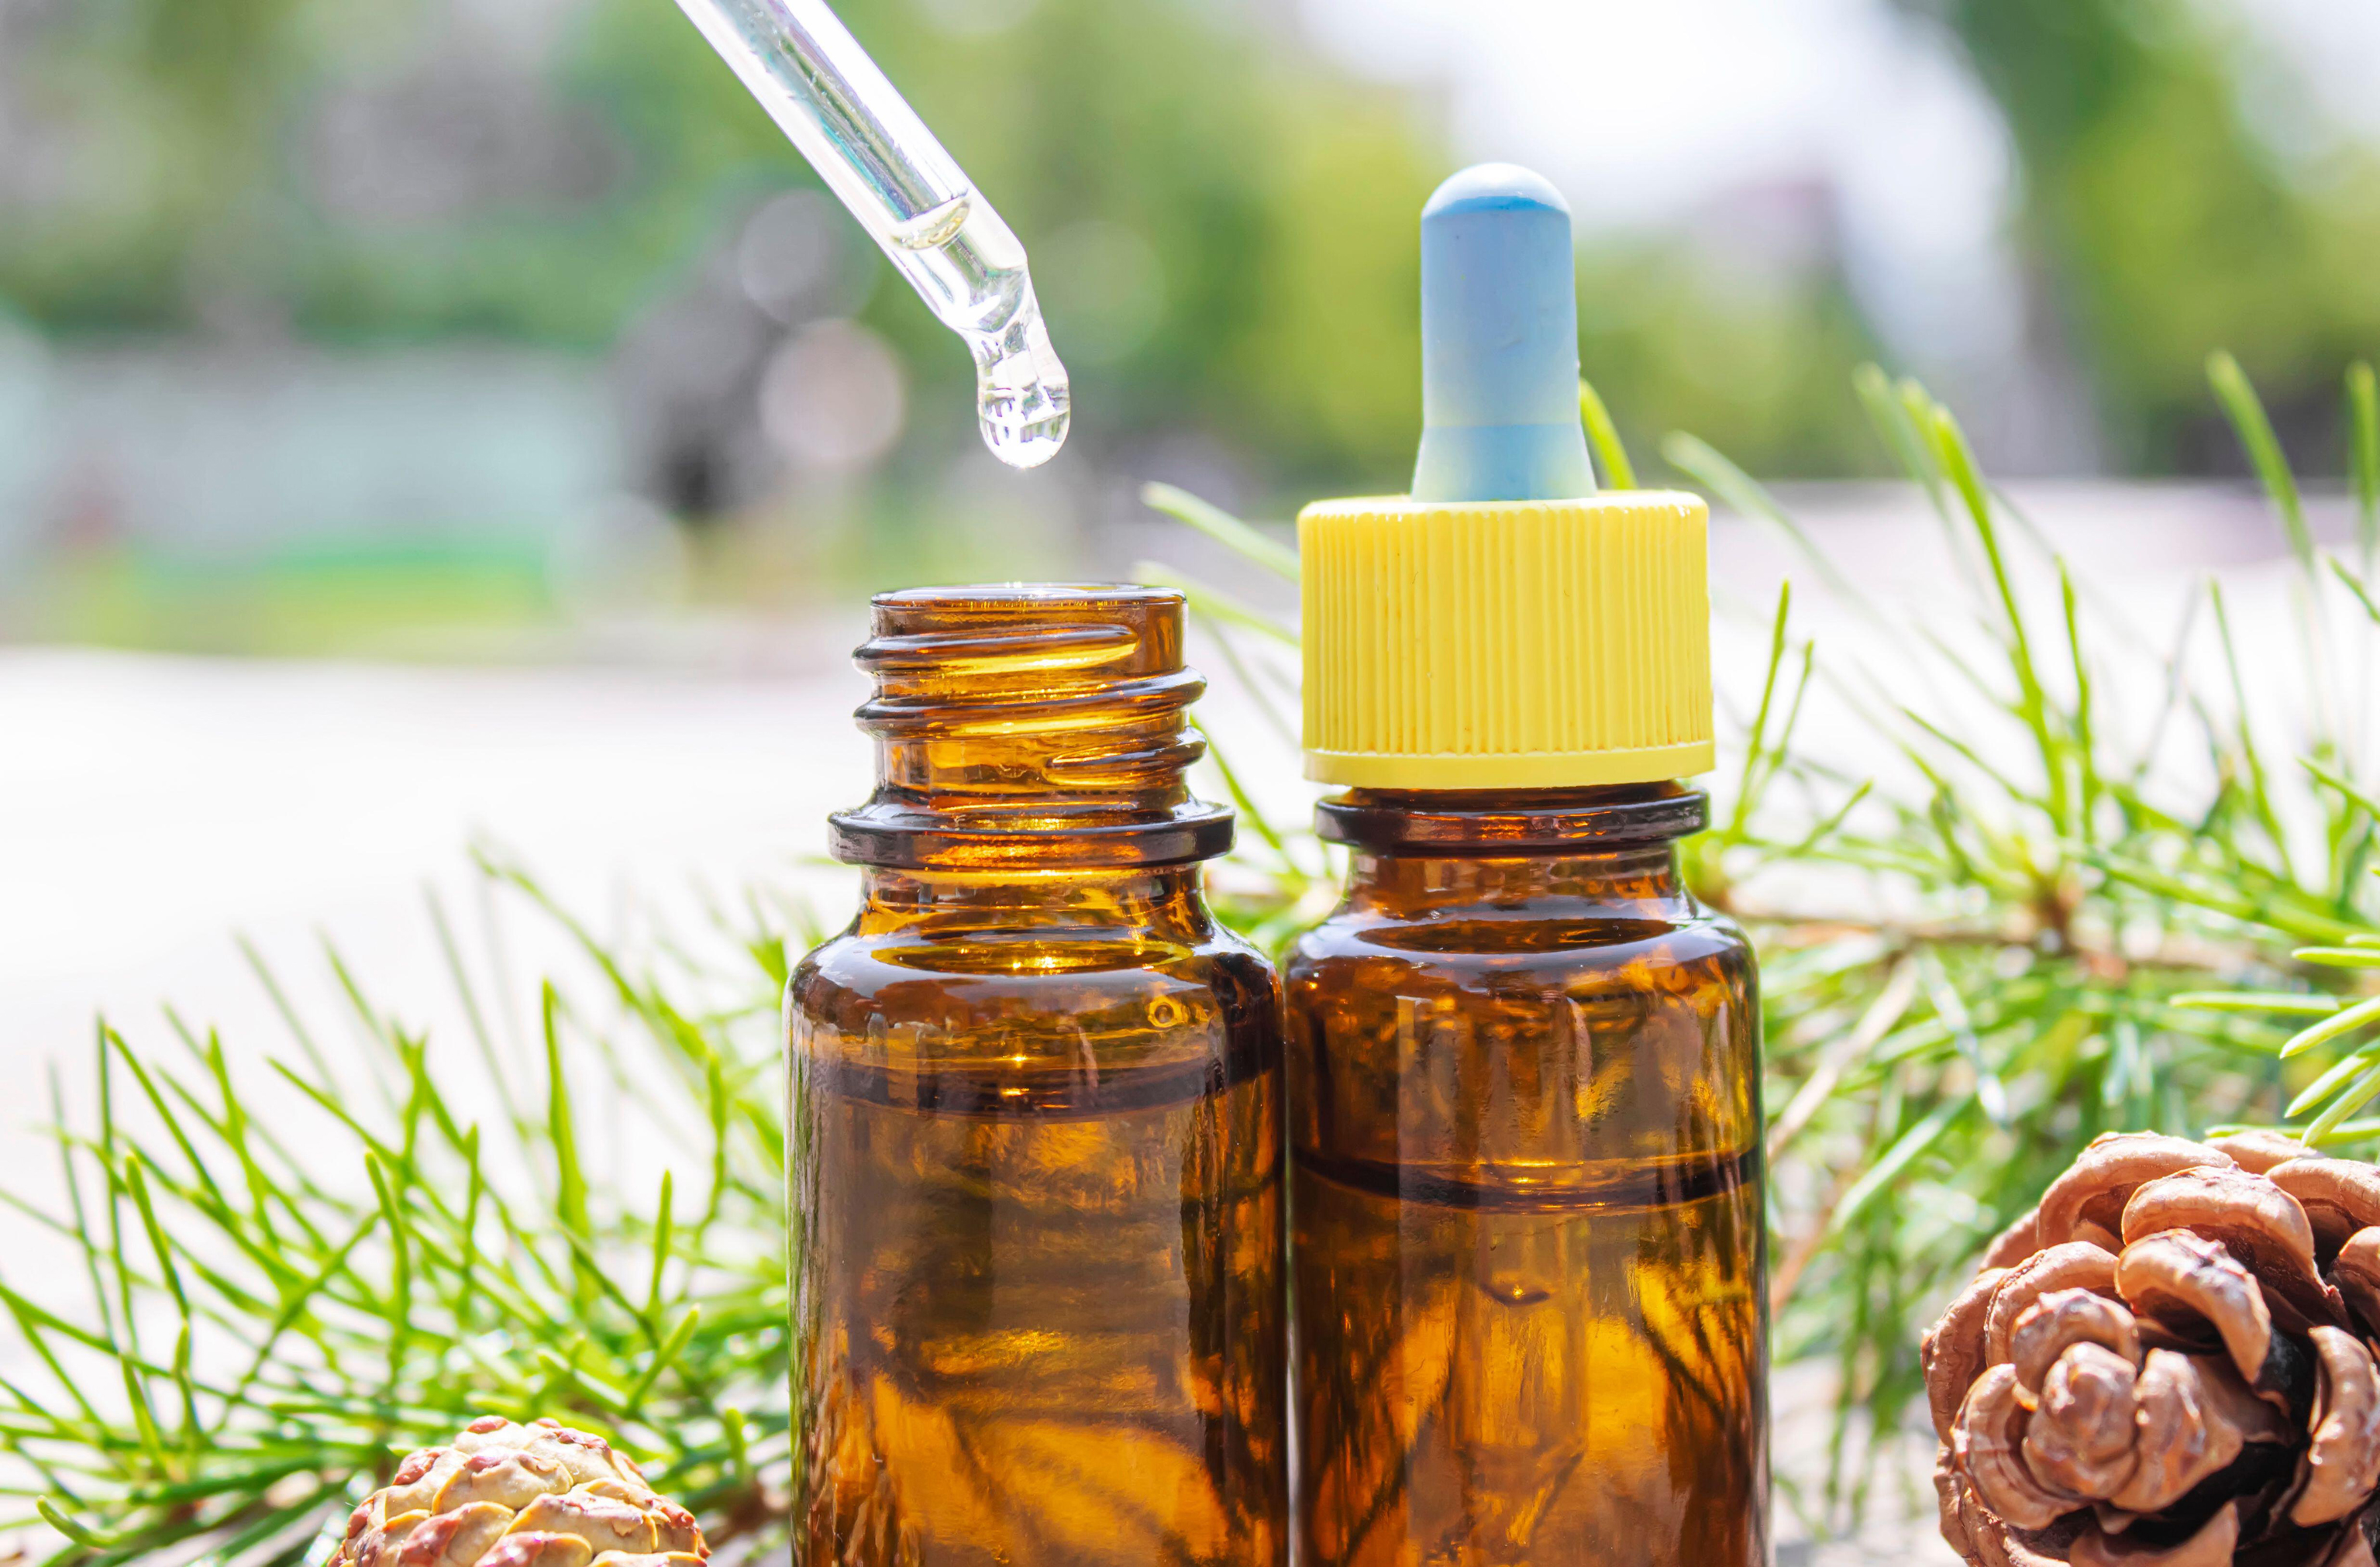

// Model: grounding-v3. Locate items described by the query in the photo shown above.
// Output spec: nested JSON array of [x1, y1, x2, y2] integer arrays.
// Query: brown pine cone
[[1924, 1132, 2380, 1567], [331, 1416, 708, 1567]]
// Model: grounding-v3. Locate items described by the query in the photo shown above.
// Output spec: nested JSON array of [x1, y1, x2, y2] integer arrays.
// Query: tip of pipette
[[981, 407, 1069, 469], [972, 281, 1070, 470]]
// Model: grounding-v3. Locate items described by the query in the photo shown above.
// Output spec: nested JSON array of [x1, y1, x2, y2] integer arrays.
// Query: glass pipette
[[670, 0, 1070, 469]]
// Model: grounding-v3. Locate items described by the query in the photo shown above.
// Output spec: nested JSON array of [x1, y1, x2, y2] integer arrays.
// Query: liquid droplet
[[970, 281, 1070, 470]]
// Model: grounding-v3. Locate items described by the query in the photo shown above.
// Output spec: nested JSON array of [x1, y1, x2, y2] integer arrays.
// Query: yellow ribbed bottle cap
[[1299, 491, 1715, 788]]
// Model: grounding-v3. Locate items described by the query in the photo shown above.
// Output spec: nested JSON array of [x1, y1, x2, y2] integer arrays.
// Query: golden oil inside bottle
[[789, 586, 1286, 1567], [1287, 791, 1765, 1567], [799, 1014, 1280, 1567]]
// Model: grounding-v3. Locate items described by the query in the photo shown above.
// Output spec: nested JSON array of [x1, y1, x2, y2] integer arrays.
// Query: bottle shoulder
[[789, 913, 1280, 1083], [1283, 891, 1760, 1172], [797, 916, 1274, 1001]]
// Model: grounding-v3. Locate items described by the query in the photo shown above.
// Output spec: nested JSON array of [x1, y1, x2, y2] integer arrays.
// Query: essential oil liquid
[[1286, 825, 1766, 1567], [1293, 1159, 1762, 1567], [965, 285, 1069, 470], [887, 193, 1070, 470], [794, 1021, 1283, 1567], [882, 195, 1069, 470]]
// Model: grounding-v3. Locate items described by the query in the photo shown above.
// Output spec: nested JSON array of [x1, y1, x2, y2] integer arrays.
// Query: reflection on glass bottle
[[1288, 790, 1765, 1567], [787, 585, 1285, 1567]]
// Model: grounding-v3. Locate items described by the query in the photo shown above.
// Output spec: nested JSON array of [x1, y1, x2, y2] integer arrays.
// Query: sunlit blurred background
[[5, 0, 2380, 1085], [5, 0, 2378, 651]]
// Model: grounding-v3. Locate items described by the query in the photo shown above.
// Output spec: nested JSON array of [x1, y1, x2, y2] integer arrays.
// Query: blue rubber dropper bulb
[[1410, 164, 1597, 504]]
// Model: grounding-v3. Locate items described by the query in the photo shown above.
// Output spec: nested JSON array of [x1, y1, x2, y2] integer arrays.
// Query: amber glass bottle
[[786, 585, 1286, 1567], [1290, 161, 1765, 1566], [1285, 784, 1765, 1567]]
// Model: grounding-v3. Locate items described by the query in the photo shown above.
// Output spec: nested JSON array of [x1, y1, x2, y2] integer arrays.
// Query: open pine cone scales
[[1925, 1132, 2380, 1567], [332, 1417, 708, 1567]]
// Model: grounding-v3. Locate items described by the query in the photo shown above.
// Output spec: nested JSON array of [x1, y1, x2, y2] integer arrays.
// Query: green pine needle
[[1138, 482, 1298, 579], [1579, 379, 1636, 491], [2347, 361, 2377, 568], [2210, 350, 2317, 573], [1, 870, 801, 1563]]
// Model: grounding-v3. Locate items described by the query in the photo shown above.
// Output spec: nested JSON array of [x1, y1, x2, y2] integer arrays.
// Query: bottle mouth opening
[[855, 584, 1188, 691], [869, 582, 1179, 611]]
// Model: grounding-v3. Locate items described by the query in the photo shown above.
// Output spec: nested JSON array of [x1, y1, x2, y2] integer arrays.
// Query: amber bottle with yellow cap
[[787, 585, 1286, 1567], [1287, 167, 1765, 1567]]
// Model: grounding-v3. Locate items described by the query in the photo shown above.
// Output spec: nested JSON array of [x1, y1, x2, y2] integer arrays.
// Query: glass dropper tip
[[970, 281, 1071, 470]]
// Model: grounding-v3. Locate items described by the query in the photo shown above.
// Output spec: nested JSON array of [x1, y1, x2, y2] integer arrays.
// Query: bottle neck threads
[[1321, 783, 1704, 916], [828, 584, 1235, 870]]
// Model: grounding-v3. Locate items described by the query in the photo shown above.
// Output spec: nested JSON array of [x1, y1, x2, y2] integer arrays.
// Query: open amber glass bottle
[[787, 584, 1287, 1567], [1286, 785, 1765, 1567]]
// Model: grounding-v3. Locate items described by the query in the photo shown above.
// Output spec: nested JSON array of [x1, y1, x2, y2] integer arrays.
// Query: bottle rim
[[869, 581, 1176, 610]]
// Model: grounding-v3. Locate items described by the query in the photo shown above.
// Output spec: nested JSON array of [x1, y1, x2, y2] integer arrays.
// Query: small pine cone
[[1923, 1131, 2380, 1566], [333, 1417, 707, 1567]]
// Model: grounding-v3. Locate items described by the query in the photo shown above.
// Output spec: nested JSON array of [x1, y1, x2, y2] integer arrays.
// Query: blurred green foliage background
[[0, 0, 2375, 646], [1910, 0, 2380, 469]]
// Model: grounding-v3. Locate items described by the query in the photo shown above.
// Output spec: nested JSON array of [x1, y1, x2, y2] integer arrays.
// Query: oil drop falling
[[968, 288, 1071, 470]]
